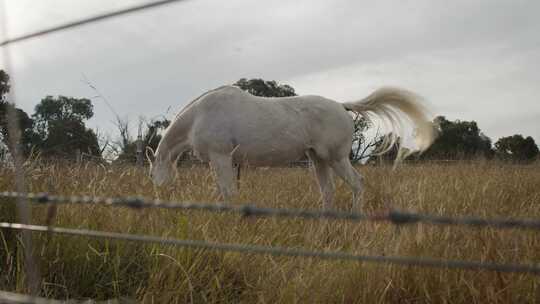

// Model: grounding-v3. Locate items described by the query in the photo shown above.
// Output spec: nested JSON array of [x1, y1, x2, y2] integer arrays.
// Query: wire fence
[[1, 0, 540, 303], [2, 222, 540, 276], [1, 191, 540, 231], [1, 190, 540, 283], [2, 193, 540, 301]]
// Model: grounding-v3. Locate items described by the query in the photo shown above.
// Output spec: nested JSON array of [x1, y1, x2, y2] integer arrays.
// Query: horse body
[[189, 87, 353, 165], [149, 85, 434, 210]]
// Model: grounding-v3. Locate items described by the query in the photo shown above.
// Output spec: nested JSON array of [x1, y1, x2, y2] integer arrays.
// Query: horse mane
[[173, 85, 236, 121], [160, 85, 237, 146]]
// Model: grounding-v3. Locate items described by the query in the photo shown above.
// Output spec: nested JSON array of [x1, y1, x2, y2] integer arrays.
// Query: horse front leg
[[210, 153, 237, 202]]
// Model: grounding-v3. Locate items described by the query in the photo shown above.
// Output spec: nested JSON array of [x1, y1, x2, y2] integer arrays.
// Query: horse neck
[[156, 120, 190, 163]]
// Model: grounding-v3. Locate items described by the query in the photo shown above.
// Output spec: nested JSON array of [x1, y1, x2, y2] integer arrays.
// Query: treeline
[[0, 70, 169, 163], [418, 116, 538, 162], [369, 116, 539, 163], [0, 72, 538, 164]]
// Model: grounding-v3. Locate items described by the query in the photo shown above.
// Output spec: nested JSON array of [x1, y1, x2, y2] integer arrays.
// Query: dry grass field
[[1, 161, 539, 303]]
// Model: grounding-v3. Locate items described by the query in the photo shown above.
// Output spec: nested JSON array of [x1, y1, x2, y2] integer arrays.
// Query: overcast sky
[[2, 0, 539, 144]]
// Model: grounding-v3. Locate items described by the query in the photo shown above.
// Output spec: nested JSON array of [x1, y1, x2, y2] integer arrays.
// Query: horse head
[[147, 146, 174, 186]]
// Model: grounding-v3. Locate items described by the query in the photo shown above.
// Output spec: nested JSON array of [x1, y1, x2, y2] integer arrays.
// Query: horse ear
[[145, 146, 155, 163]]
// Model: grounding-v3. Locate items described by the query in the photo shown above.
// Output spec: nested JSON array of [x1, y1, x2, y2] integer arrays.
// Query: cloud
[[2, 0, 539, 143]]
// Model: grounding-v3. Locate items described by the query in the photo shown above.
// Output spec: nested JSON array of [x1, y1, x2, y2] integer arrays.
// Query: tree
[[349, 114, 381, 163], [32, 96, 100, 159], [421, 116, 493, 160], [234, 78, 297, 97], [494, 135, 539, 162], [114, 117, 170, 164], [0, 103, 35, 158], [144, 118, 170, 151], [0, 70, 9, 98], [0, 70, 36, 158], [366, 133, 415, 166]]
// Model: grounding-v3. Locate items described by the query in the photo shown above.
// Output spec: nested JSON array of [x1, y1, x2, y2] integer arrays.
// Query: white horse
[[147, 85, 434, 210]]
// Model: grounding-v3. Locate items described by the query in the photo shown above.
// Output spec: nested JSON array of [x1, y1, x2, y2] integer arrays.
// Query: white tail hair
[[343, 87, 436, 164]]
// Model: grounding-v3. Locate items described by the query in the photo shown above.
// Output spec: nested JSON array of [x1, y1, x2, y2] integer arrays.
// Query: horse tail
[[342, 87, 436, 164]]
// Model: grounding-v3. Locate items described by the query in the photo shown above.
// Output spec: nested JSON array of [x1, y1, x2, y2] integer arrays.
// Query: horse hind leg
[[330, 157, 364, 211], [307, 151, 335, 210]]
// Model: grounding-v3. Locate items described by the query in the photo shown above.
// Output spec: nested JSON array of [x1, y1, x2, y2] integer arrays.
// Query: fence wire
[[0, 0, 189, 47], [1, 191, 540, 231], [1, 222, 539, 276]]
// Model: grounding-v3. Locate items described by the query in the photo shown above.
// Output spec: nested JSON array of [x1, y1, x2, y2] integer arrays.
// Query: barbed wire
[[0, 0, 189, 47], [1, 191, 540, 230], [1, 222, 539, 276]]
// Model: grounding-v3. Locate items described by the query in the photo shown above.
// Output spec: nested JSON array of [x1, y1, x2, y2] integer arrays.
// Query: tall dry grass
[[1, 161, 539, 303]]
